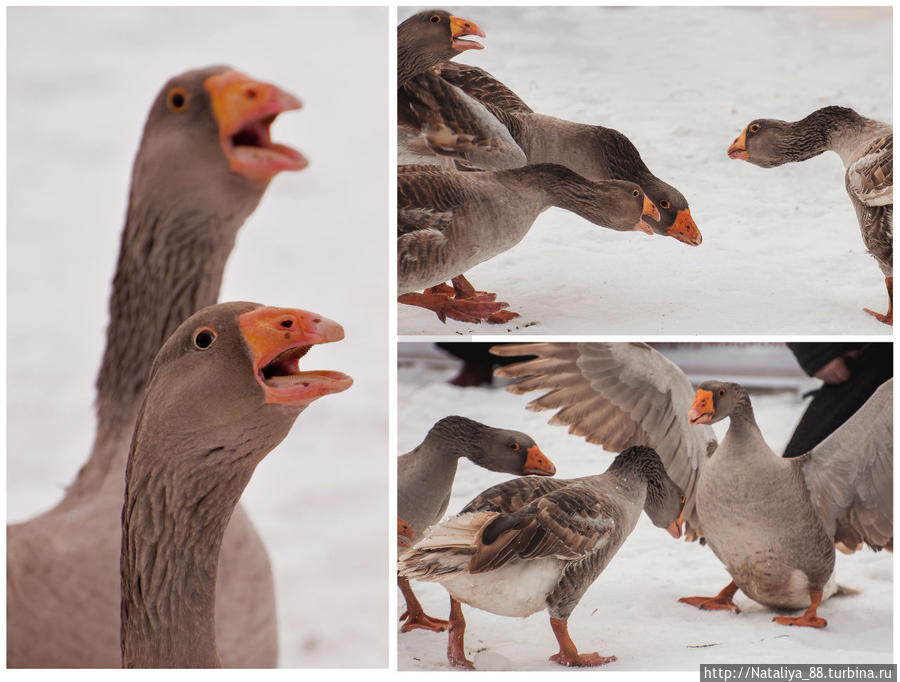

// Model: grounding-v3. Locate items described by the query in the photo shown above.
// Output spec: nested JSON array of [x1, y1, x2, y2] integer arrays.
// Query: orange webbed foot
[[679, 595, 741, 613], [399, 610, 449, 633], [448, 653, 475, 670], [862, 307, 892, 326], [773, 614, 827, 628], [398, 292, 516, 324], [550, 651, 617, 667]]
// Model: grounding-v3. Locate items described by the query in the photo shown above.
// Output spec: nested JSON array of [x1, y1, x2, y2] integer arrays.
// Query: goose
[[491, 342, 892, 627], [120, 301, 352, 667], [398, 163, 660, 324], [8, 66, 305, 668], [398, 415, 556, 633], [434, 61, 702, 245], [398, 10, 525, 170], [399, 445, 684, 669], [728, 106, 893, 325]]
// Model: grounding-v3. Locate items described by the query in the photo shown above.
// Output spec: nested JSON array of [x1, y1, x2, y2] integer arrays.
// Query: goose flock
[[398, 344, 892, 669], [396, 8, 892, 329]]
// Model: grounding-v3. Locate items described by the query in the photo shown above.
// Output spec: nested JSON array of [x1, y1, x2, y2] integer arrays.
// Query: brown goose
[[8, 67, 305, 668], [398, 163, 660, 324], [434, 61, 702, 245], [398, 10, 525, 169], [398, 9, 485, 89], [491, 343, 893, 627], [728, 106, 893, 324], [400, 445, 684, 669], [398, 416, 556, 633], [120, 302, 352, 667]]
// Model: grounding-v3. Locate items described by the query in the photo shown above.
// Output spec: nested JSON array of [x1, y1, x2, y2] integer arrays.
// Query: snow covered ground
[[8, 7, 387, 667], [397, 6, 893, 335], [397, 345, 893, 670]]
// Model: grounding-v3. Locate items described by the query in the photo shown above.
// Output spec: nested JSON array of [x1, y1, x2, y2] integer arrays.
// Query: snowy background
[[397, 6, 893, 335], [397, 343, 893, 670], [8, 7, 388, 667]]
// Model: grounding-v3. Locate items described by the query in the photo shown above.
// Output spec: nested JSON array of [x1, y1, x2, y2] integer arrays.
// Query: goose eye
[[632, 189, 640, 197], [166, 87, 190, 113], [509, 442, 520, 452], [749, 123, 760, 134], [193, 327, 217, 350], [430, 14, 440, 23], [680, 494, 686, 505], [718, 389, 726, 397], [659, 200, 671, 210]]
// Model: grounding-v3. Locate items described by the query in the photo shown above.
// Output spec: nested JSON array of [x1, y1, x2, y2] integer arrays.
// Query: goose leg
[[679, 580, 741, 612], [398, 577, 449, 633], [447, 597, 475, 669], [772, 588, 827, 628], [548, 617, 616, 667], [863, 276, 892, 325]]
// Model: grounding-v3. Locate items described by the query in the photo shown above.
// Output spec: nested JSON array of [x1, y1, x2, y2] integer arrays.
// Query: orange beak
[[688, 389, 714, 425], [205, 70, 308, 183], [238, 306, 353, 407], [523, 445, 556, 476], [667, 506, 685, 539], [666, 209, 702, 246], [636, 195, 660, 234], [449, 15, 486, 51], [728, 127, 750, 160]]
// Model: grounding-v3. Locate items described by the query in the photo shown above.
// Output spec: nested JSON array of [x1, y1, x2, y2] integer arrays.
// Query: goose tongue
[[205, 70, 308, 183], [239, 306, 353, 407], [449, 15, 486, 51]]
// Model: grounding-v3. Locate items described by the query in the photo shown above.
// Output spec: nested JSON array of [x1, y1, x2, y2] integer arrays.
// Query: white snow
[[7, 7, 387, 668], [397, 6, 893, 335], [397, 346, 892, 671]]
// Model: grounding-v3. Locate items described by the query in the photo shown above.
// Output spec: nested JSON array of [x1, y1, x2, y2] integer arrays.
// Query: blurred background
[[397, 6, 892, 334]]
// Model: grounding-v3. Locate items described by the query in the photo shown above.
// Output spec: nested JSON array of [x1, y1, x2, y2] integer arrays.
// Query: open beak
[[449, 15, 486, 51], [637, 195, 660, 234], [205, 70, 308, 183], [523, 445, 556, 476], [666, 209, 702, 246], [239, 306, 353, 407], [728, 127, 749, 160], [688, 389, 715, 425]]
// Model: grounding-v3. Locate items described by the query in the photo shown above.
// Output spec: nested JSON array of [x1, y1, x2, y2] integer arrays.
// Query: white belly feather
[[440, 558, 562, 618]]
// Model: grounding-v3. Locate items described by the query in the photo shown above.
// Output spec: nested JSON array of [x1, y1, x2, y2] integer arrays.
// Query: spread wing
[[491, 342, 716, 540], [800, 378, 892, 552], [847, 133, 893, 207]]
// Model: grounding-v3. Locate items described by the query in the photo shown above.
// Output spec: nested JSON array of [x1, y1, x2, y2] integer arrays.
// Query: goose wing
[[800, 378, 892, 552], [847, 133, 893, 206], [491, 342, 715, 539], [399, 71, 525, 170], [467, 483, 618, 573], [436, 62, 534, 116]]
